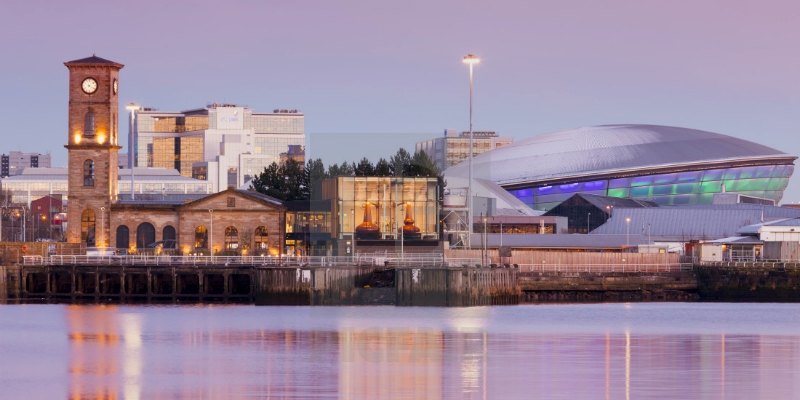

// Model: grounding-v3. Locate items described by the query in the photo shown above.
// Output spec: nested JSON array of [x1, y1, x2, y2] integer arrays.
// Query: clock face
[[113, 79, 118, 95], [81, 77, 98, 94]]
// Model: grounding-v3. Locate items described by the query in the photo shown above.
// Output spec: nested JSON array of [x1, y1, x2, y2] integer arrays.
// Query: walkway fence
[[23, 253, 480, 268]]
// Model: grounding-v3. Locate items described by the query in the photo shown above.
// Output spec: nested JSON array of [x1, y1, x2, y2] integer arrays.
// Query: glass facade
[[136, 115, 209, 133], [508, 164, 794, 211], [327, 177, 440, 240], [151, 136, 204, 177], [246, 115, 304, 134]]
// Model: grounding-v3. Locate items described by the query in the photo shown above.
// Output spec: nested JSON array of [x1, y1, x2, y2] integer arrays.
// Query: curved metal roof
[[444, 124, 795, 186]]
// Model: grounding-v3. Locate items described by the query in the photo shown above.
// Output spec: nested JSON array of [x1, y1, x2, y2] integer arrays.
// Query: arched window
[[163, 225, 176, 248], [116, 225, 129, 249], [81, 209, 96, 247], [84, 111, 95, 137], [195, 226, 208, 249], [83, 160, 94, 186], [136, 222, 155, 249], [224, 226, 238, 250], [254, 226, 269, 249]]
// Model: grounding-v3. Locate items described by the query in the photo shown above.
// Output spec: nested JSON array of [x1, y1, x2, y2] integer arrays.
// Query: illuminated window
[[225, 226, 239, 249], [195, 226, 208, 249], [254, 226, 269, 249]]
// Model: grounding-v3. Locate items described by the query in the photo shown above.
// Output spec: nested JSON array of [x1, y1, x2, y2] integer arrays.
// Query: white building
[[132, 103, 304, 192], [1, 167, 212, 205], [415, 129, 513, 172], [1, 151, 52, 177]]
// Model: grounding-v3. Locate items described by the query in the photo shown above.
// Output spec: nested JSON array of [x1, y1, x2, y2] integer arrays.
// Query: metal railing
[[23, 253, 481, 268], [517, 263, 691, 273]]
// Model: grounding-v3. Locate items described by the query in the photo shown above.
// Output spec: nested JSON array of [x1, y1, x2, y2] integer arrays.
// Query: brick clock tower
[[64, 55, 124, 247]]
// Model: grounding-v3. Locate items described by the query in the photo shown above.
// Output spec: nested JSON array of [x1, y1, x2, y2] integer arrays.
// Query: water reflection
[[0, 305, 796, 398]]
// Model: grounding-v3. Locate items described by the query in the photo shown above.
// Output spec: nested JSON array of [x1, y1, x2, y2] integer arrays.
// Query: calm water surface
[[1, 303, 800, 399]]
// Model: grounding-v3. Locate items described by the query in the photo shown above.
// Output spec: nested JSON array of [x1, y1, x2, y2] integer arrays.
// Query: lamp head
[[126, 103, 140, 112], [462, 54, 480, 65]]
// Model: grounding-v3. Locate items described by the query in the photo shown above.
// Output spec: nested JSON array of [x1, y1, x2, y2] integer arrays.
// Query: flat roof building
[[132, 104, 304, 191], [1, 167, 212, 205], [1, 151, 52, 177], [416, 129, 513, 172]]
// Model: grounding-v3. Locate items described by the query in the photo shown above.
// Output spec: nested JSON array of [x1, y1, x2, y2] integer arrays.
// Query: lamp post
[[625, 217, 631, 247], [21, 207, 26, 243], [208, 209, 214, 260], [396, 203, 405, 260], [463, 53, 480, 249], [0, 202, 7, 242], [483, 216, 488, 266], [126, 103, 140, 200], [587, 212, 591, 234]]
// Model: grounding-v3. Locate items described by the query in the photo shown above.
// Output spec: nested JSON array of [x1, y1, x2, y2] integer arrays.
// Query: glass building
[[444, 125, 796, 211], [322, 177, 441, 241], [132, 104, 304, 191]]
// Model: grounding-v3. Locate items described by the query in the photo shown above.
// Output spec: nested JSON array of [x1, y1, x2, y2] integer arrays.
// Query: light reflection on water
[[0, 303, 799, 399]]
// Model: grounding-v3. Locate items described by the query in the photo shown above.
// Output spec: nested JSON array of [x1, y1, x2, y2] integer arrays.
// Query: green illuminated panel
[[700, 181, 722, 193], [607, 188, 629, 197]]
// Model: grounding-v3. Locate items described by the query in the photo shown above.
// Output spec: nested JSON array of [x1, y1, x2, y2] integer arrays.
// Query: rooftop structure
[[444, 124, 796, 210]]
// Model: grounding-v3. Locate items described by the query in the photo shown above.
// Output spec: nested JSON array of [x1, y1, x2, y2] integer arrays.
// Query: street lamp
[[126, 103, 140, 200], [396, 203, 406, 260], [625, 217, 631, 247], [587, 212, 591, 234], [208, 209, 214, 260], [463, 53, 480, 249]]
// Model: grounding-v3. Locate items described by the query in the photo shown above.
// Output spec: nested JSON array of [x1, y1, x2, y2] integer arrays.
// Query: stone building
[[64, 55, 285, 255]]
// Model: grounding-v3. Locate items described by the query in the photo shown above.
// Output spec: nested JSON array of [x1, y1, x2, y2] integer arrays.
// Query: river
[[1, 303, 799, 399]]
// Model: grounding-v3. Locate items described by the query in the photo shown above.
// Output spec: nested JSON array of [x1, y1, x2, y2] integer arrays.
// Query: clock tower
[[64, 55, 124, 247]]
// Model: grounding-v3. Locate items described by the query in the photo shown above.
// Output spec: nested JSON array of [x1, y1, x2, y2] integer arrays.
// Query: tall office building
[[1, 151, 52, 177], [415, 129, 513, 172], [132, 104, 304, 191]]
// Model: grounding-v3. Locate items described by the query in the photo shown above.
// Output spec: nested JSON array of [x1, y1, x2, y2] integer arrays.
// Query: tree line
[[250, 148, 442, 202]]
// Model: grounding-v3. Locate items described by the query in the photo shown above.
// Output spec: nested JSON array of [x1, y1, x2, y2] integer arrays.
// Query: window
[[116, 225, 129, 249], [81, 209, 96, 247], [224, 226, 238, 250], [84, 111, 95, 137], [195, 226, 208, 249], [163, 225, 176, 248], [254, 226, 269, 249], [136, 222, 155, 249], [227, 197, 235, 207], [83, 160, 94, 186]]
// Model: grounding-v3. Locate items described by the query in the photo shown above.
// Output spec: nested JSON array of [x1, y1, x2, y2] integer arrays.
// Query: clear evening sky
[[1, 1, 799, 202]]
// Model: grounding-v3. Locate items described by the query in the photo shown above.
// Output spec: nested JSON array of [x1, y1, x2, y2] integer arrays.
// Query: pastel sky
[[1, 0, 800, 202]]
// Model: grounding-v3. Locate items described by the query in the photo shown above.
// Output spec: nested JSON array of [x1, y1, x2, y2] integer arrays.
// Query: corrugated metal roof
[[473, 233, 644, 248], [674, 203, 800, 220], [444, 124, 794, 185], [591, 207, 766, 241]]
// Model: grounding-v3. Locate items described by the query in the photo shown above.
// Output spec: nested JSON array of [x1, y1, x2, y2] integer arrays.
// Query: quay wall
[[396, 268, 519, 306], [518, 271, 698, 302], [696, 262, 800, 302]]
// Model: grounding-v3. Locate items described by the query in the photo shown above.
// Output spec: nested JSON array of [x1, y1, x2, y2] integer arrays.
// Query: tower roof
[[64, 54, 124, 68]]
